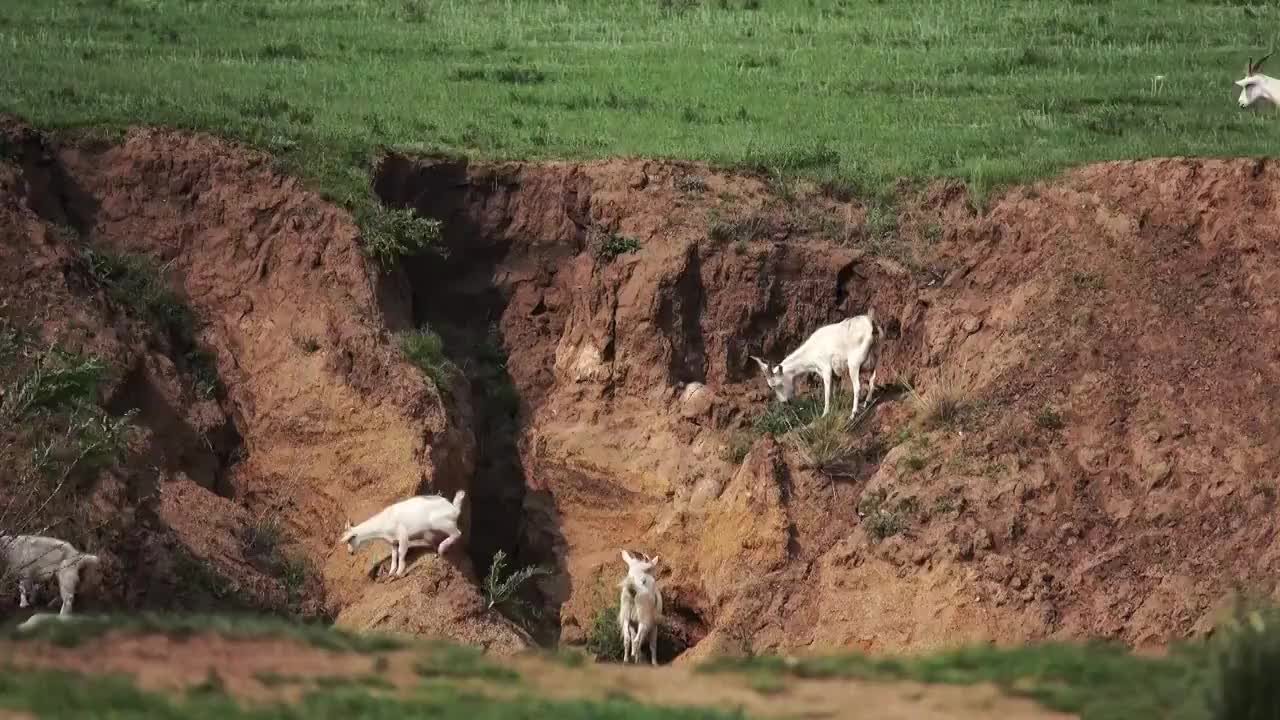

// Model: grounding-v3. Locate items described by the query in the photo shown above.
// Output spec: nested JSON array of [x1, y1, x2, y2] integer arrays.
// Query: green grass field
[[2, 0, 1276, 210], [2, 610, 1280, 719]]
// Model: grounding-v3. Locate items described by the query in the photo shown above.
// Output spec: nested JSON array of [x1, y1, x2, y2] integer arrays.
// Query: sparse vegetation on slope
[[0, 331, 135, 545], [398, 326, 455, 392]]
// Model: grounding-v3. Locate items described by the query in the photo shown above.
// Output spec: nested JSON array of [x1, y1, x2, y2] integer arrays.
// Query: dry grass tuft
[[907, 371, 970, 429]]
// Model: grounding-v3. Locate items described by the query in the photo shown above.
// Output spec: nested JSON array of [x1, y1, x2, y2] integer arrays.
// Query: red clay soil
[[378, 152, 1280, 658], [0, 118, 523, 651], [4, 112, 1280, 663]]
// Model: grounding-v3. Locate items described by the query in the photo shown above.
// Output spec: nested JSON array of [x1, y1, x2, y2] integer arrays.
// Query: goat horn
[[1251, 51, 1273, 75]]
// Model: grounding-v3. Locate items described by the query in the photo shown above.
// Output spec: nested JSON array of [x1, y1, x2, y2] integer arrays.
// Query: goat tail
[[452, 490, 467, 508]]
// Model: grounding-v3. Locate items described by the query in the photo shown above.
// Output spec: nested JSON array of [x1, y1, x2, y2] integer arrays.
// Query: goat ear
[[648, 554, 660, 568], [749, 355, 770, 373], [621, 550, 634, 564]]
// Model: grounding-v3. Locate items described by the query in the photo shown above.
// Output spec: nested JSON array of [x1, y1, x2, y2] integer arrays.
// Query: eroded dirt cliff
[[378, 152, 1280, 660], [5, 115, 1280, 662], [0, 118, 524, 651]]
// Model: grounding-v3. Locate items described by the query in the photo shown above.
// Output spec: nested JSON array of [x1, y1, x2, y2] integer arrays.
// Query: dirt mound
[[7, 113, 1280, 661], [0, 118, 523, 650], [378, 151, 1280, 658]]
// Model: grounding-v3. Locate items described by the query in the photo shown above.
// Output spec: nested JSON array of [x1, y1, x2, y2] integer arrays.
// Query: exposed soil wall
[[6, 115, 1280, 661], [0, 118, 525, 651], [377, 152, 1280, 659]]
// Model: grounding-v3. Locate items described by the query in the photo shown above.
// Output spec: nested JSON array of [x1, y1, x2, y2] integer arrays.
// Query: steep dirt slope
[[0, 121, 277, 612], [892, 159, 1280, 648], [0, 119, 524, 650], [7, 113, 1280, 662], [379, 153, 1280, 659]]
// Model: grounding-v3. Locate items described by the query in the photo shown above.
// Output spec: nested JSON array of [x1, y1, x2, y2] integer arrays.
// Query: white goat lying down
[[617, 550, 663, 666], [1237, 51, 1279, 110], [339, 491, 466, 578], [0, 534, 100, 616], [751, 309, 883, 419]]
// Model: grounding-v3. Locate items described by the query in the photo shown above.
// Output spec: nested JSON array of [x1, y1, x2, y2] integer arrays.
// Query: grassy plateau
[[1, 0, 1276, 208]]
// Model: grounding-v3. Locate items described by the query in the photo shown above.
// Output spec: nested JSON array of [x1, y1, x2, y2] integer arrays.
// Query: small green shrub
[[721, 431, 754, 465], [586, 605, 625, 661], [752, 395, 824, 436], [399, 327, 455, 391], [63, 405, 136, 471], [280, 555, 315, 610], [708, 211, 770, 245], [898, 454, 927, 473], [674, 174, 707, 193], [483, 549, 552, 617], [184, 347, 222, 400], [1071, 271, 1104, 291], [239, 518, 316, 613], [1035, 405, 1064, 430], [79, 248, 223, 399], [595, 233, 641, 261], [858, 488, 906, 541], [1208, 606, 1280, 720], [1, 347, 106, 419], [863, 202, 899, 241], [908, 374, 970, 429], [241, 518, 284, 574], [361, 204, 445, 270], [296, 336, 321, 354], [933, 494, 961, 515], [786, 409, 864, 476], [82, 248, 194, 338]]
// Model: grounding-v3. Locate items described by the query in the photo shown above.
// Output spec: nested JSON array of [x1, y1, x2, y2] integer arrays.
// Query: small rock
[[629, 170, 648, 189], [955, 538, 975, 561], [1147, 430, 1162, 444], [1011, 576, 1024, 590], [962, 316, 983, 334], [1059, 522, 1076, 538], [1145, 461, 1173, 488], [911, 547, 932, 565], [973, 528, 993, 552]]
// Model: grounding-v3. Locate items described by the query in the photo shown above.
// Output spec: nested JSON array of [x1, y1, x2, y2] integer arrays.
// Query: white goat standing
[[338, 491, 465, 578], [751, 309, 882, 419], [0, 534, 101, 616], [617, 550, 663, 666], [1237, 52, 1280, 110]]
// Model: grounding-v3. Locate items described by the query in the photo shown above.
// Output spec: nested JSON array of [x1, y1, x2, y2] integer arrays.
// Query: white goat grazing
[[1237, 52, 1280, 110], [617, 550, 663, 666], [751, 309, 882, 419], [0, 534, 101, 616], [338, 491, 465, 578]]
